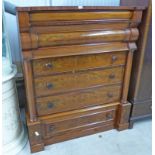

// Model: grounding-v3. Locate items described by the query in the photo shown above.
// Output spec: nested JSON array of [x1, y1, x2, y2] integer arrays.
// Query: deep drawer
[[34, 66, 124, 97], [40, 104, 118, 139], [33, 51, 127, 76], [36, 84, 121, 116]]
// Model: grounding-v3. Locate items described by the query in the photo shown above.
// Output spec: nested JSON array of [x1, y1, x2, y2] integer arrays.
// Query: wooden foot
[[117, 123, 129, 131], [31, 143, 44, 153], [115, 102, 131, 131], [26, 116, 45, 153]]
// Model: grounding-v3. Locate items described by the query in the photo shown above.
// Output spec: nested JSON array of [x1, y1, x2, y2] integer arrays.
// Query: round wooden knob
[[106, 113, 113, 119], [46, 83, 53, 89], [49, 125, 54, 131], [109, 74, 115, 79], [45, 63, 52, 68], [112, 55, 117, 62], [107, 93, 113, 98], [47, 102, 54, 109]]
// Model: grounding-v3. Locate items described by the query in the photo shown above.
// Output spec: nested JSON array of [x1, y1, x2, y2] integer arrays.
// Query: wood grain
[[28, 42, 130, 60], [21, 28, 139, 49], [23, 60, 37, 121], [36, 85, 122, 116], [31, 22, 136, 33], [121, 50, 134, 104], [34, 66, 124, 97], [16, 6, 143, 152], [33, 51, 127, 76], [40, 103, 118, 138], [30, 11, 132, 22]]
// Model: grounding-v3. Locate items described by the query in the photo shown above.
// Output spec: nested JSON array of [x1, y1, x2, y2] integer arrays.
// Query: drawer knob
[[49, 125, 54, 131], [45, 63, 52, 68], [106, 113, 113, 119], [46, 83, 53, 89], [109, 74, 115, 79], [112, 55, 117, 62], [47, 102, 54, 109], [107, 93, 113, 98]]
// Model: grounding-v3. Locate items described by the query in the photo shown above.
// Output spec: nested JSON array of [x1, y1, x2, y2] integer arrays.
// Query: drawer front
[[33, 51, 127, 76], [34, 66, 124, 97], [36, 85, 121, 116], [22, 28, 137, 48], [32, 22, 132, 34], [30, 11, 132, 22], [41, 105, 117, 138]]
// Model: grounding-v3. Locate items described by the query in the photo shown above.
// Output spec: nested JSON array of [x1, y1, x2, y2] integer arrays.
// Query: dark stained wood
[[16, 6, 143, 152], [129, 2, 151, 100], [131, 101, 151, 117], [16, 6, 146, 11], [128, 0, 152, 127], [15, 78, 26, 108]]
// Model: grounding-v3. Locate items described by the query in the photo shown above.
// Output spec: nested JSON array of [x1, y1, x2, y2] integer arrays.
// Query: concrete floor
[[18, 119, 152, 155]]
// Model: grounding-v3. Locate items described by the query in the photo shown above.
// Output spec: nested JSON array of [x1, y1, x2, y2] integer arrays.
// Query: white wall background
[[4, 0, 120, 76], [51, 0, 120, 6]]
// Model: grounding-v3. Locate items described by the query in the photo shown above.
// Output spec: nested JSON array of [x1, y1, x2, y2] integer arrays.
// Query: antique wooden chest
[[16, 6, 144, 152]]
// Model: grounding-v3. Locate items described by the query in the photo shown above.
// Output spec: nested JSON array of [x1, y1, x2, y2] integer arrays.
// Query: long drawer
[[34, 66, 124, 97], [33, 51, 127, 76], [36, 84, 121, 116], [22, 28, 138, 48], [40, 104, 118, 139]]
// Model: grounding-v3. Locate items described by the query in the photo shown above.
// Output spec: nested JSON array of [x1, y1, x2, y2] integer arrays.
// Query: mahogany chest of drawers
[[16, 6, 144, 152]]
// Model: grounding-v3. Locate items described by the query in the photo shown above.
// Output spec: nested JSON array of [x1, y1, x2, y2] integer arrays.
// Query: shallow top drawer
[[30, 11, 132, 22], [33, 51, 127, 76], [17, 7, 143, 31]]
